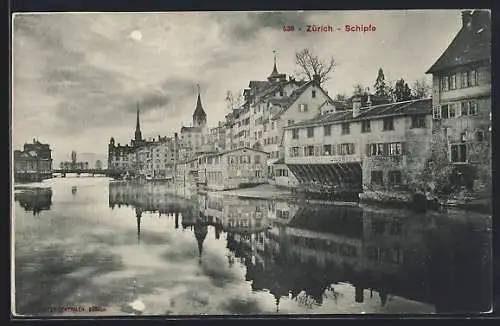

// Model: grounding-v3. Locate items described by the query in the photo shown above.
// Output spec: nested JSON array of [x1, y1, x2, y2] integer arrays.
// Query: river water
[[13, 177, 492, 316]]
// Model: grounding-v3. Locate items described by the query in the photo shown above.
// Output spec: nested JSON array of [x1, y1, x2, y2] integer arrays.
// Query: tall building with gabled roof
[[426, 9, 491, 201]]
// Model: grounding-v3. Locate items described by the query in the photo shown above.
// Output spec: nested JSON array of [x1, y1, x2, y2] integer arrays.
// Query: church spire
[[135, 102, 142, 142], [268, 50, 284, 82], [192, 83, 207, 128]]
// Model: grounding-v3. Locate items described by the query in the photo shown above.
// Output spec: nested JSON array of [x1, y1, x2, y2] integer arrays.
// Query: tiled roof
[[249, 80, 270, 91], [285, 98, 432, 128], [426, 11, 491, 74]]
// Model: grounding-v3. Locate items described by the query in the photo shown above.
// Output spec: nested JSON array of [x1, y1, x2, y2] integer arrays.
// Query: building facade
[[283, 98, 433, 198], [426, 10, 491, 199], [108, 104, 180, 178], [197, 147, 269, 190], [14, 139, 53, 182]]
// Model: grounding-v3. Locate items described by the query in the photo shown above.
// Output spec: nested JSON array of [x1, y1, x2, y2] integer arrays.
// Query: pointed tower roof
[[135, 103, 142, 142], [193, 84, 207, 119], [268, 50, 286, 81]]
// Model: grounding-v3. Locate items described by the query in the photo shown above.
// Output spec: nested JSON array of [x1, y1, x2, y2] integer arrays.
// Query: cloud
[[128, 30, 142, 41], [12, 11, 462, 165]]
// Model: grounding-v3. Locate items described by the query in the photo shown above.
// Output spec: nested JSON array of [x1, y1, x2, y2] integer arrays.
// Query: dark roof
[[249, 80, 270, 91], [286, 98, 432, 128], [193, 93, 207, 119], [181, 126, 202, 133], [273, 157, 285, 165], [208, 146, 270, 157], [426, 11, 491, 74]]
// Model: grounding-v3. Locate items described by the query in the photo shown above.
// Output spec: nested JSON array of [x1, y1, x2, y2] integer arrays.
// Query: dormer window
[[299, 104, 308, 112]]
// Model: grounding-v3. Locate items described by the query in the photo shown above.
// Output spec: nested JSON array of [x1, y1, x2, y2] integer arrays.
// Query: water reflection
[[107, 182, 491, 314], [14, 187, 52, 215]]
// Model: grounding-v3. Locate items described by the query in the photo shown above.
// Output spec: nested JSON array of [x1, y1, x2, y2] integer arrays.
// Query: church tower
[[267, 50, 287, 83], [135, 103, 143, 143], [192, 84, 207, 128]]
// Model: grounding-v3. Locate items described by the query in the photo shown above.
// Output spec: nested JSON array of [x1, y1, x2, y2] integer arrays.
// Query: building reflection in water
[[108, 182, 491, 314], [14, 187, 52, 215]]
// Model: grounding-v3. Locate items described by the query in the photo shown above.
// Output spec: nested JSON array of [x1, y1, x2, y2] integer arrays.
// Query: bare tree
[[411, 78, 432, 99], [295, 48, 336, 86], [352, 83, 365, 96], [224, 90, 243, 113], [334, 93, 348, 102]]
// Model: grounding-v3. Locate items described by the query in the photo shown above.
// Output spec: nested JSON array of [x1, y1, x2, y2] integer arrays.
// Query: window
[[383, 117, 394, 131], [288, 120, 295, 126], [339, 143, 355, 155], [469, 101, 478, 115], [292, 129, 299, 139], [279, 91, 284, 96], [450, 144, 467, 163], [299, 104, 308, 112], [368, 143, 377, 156], [254, 155, 261, 164], [460, 132, 467, 142], [323, 144, 332, 155], [324, 125, 331, 136], [306, 145, 315, 156], [307, 127, 314, 138], [450, 74, 457, 90], [388, 143, 402, 156], [312, 90, 316, 98], [341, 123, 350, 135], [470, 69, 477, 86], [433, 106, 441, 119], [388, 171, 402, 185], [371, 171, 384, 185], [361, 120, 371, 133], [291, 147, 300, 157], [410, 115, 426, 128], [440, 75, 449, 91], [271, 122, 275, 130]]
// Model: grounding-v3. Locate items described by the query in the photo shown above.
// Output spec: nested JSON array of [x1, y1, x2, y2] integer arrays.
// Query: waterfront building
[[283, 97, 433, 197], [59, 151, 89, 170], [108, 104, 180, 178], [95, 160, 102, 170], [14, 139, 53, 182], [196, 147, 269, 190], [426, 10, 491, 198], [227, 54, 338, 186]]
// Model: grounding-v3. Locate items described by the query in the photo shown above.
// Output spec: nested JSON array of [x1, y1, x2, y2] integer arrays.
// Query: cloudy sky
[[12, 10, 462, 166]]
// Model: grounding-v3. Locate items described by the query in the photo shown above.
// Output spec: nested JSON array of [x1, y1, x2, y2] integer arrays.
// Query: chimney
[[462, 10, 473, 29], [352, 96, 362, 118], [312, 74, 321, 86]]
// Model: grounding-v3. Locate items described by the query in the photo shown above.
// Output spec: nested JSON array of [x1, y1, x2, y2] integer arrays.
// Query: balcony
[[285, 154, 363, 165]]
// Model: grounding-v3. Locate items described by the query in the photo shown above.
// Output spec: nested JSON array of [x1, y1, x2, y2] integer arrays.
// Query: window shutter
[[337, 144, 342, 155], [331, 144, 336, 155], [350, 143, 355, 154], [401, 142, 407, 155], [366, 144, 371, 156], [383, 143, 389, 155]]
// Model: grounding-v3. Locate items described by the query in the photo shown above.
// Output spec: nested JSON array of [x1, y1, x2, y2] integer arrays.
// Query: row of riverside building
[[108, 10, 491, 202]]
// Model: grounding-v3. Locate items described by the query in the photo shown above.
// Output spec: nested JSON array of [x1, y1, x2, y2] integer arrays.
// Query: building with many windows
[[196, 147, 269, 190], [108, 104, 179, 178], [14, 139, 53, 182], [426, 10, 491, 198], [283, 97, 433, 198]]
